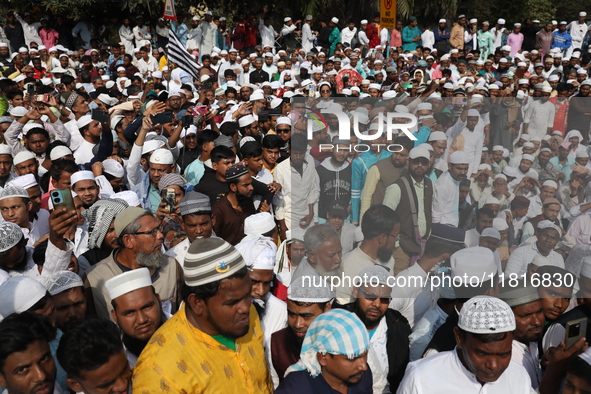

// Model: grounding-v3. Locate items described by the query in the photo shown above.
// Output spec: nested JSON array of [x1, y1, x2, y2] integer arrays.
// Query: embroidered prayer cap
[[83, 198, 129, 249], [288, 274, 334, 303], [183, 238, 246, 286], [0, 276, 48, 317], [287, 309, 370, 377], [44, 271, 83, 296], [0, 186, 29, 201], [226, 164, 248, 182], [0, 222, 24, 252], [158, 173, 186, 192], [179, 191, 211, 217], [235, 237, 277, 271], [499, 278, 540, 307], [105, 267, 152, 300], [458, 295, 515, 334], [358, 265, 391, 287]]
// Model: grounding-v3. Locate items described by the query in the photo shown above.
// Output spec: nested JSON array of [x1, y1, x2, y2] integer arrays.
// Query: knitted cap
[[458, 295, 516, 334], [183, 238, 245, 286]]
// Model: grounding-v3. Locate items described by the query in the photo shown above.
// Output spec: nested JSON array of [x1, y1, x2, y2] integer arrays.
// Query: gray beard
[[136, 252, 165, 269]]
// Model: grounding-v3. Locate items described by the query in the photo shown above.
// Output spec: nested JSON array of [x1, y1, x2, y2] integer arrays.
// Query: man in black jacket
[[349, 265, 411, 393]]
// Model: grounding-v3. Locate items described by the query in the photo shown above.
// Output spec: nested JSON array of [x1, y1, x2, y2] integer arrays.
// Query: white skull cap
[[458, 295, 516, 334]]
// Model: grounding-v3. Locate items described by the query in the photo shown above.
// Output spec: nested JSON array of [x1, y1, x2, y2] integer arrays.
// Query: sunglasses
[[276, 128, 290, 134]]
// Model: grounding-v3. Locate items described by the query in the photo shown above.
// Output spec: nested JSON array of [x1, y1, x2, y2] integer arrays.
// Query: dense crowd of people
[[1, 6, 591, 394]]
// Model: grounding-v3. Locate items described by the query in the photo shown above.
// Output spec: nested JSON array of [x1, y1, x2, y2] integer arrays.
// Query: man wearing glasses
[[351, 265, 411, 393], [84, 206, 182, 321]]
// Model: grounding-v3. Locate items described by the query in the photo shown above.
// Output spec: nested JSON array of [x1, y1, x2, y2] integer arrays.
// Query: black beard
[[236, 192, 253, 209], [377, 247, 393, 263], [0, 250, 29, 273], [122, 331, 149, 357]]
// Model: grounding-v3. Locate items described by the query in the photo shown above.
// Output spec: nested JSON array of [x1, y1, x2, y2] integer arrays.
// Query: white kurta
[[302, 23, 314, 52], [200, 21, 217, 56], [511, 340, 542, 390], [397, 348, 533, 394], [432, 171, 461, 227], [504, 242, 564, 277]]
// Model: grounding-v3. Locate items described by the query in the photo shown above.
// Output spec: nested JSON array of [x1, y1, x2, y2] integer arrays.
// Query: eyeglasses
[[387, 233, 400, 241], [131, 225, 163, 237], [358, 286, 391, 303], [276, 128, 291, 134]]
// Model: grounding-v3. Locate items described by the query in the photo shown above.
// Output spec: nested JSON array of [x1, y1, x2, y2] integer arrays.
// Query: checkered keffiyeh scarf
[[83, 199, 129, 249], [286, 309, 370, 378]]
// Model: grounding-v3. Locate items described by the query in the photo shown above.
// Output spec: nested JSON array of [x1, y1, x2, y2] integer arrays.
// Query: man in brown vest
[[383, 146, 433, 274], [359, 136, 414, 223]]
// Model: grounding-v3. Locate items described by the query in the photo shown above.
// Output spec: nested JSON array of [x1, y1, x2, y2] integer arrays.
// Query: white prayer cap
[[518, 79, 529, 85], [580, 11, 587, 17], [497, 18, 505, 25], [542, 85, 553, 93], [493, 218, 509, 232], [514, 23, 521, 27], [103, 159, 125, 178], [276, 116, 292, 126], [8, 174, 38, 190], [416, 102, 432, 111], [76, 115, 93, 129], [521, 154, 535, 162], [331, 17, 339, 24], [18, 47, 28, 53], [492, 145, 504, 152], [244, 212, 276, 237], [288, 275, 333, 303], [383, 91, 397, 100], [458, 295, 515, 334], [270, 97, 283, 109], [361, 19, 368, 25], [142, 140, 165, 155], [235, 237, 277, 271], [470, 18, 478, 24], [23, 123, 44, 136], [537, 220, 561, 235], [520, 134, 531, 141], [478, 163, 491, 171], [494, 174, 507, 181], [238, 115, 256, 128], [149, 149, 174, 165], [451, 247, 497, 285], [467, 109, 480, 117], [284, 17, 292, 22], [0, 222, 23, 253], [70, 171, 96, 186], [481, 227, 500, 240], [428, 131, 446, 142], [368, 83, 381, 90], [531, 254, 556, 268], [542, 180, 558, 189], [449, 151, 469, 164], [13, 151, 36, 166], [0, 185, 29, 201], [530, 135, 541, 142], [408, 146, 430, 160], [111, 191, 141, 207], [443, 82, 454, 89], [501, 45, 511, 52], [439, 19, 446, 23], [450, 49, 459, 54], [0, 144, 11, 157], [44, 270, 83, 296], [484, 196, 501, 206], [105, 267, 153, 301], [560, 21, 567, 25], [576, 150, 589, 158], [0, 276, 48, 317], [249, 91, 265, 101], [50, 146, 73, 161], [105, 81, 115, 89]]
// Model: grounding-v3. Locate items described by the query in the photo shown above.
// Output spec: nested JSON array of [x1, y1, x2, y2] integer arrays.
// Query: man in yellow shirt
[[132, 237, 273, 393]]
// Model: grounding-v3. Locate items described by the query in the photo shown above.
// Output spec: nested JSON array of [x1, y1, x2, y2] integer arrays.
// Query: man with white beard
[[84, 207, 182, 321]]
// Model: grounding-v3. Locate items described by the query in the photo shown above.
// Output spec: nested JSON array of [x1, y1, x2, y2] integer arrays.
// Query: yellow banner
[[380, 0, 396, 29]]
